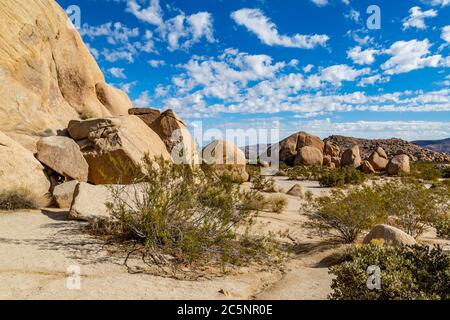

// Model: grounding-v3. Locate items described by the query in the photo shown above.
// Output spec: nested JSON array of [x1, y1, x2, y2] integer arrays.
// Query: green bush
[[434, 218, 450, 239], [379, 181, 449, 238], [286, 166, 327, 181], [319, 167, 366, 187], [410, 162, 446, 181], [267, 195, 288, 214], [329, 244, 450, 300], [0, 188, 42, 211], [251, 172, 277, 193], [304, 186, 387, 243], [102, 156, 283, 275], [305, 180, 449, 242]]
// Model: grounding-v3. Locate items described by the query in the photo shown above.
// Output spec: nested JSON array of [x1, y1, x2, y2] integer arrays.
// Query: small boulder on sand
[[386, 154, 410, 176], [287, 184, 305, 198], [53, 180, 79, 208], [363, 224, 416, 247], [36, 136, 89, 182]]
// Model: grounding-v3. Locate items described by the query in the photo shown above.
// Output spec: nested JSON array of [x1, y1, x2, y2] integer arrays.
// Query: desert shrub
[[78, 106, 96, 120], [246, 165, 260, 180], [304, 186, 387, 243], [0, 188, 42, 211], [329, 244, 450, 300], [410, 162, 446, 181], [241, 191, 269, 212], [286, 166, 327, 181], [378, 181, 449, 238], [103, 156, 283, 276], [319, 167, 366, 188], [434, 217, 450, 239], [251, 172, 276, 193], [267, 195, 288, 214]]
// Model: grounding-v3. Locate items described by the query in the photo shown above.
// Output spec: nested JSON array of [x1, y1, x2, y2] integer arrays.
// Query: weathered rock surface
[[324, 141, 340, 158], [323, 155, 332, 167], [95, 82, 132, 117], [340, 145, 362, 168], [294, 146, 323, 166], [287, 184, 305, 198], [36, 136, 88, 182], [362, 160, 375, 174], [53, 180, 79, 208], [69, 183, 112, 221], [68, 116, 172, 184], [0, 131, 50, 197], [363, 224, 416, 246], [368, 147, 389, 171], [386, 155, 410, 176], [0, 0, 131, 151], [149, 110, 198, 164], [128, 108, 161, 127], [269, 132, 324, 165], [202, 140, 249, 182]]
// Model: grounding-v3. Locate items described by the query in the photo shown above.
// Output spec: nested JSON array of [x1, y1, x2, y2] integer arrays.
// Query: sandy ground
[[0, 178, 338, 300]]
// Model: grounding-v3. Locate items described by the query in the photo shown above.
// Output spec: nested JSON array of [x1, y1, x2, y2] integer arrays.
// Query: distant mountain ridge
[[412, 138, 450, 154]]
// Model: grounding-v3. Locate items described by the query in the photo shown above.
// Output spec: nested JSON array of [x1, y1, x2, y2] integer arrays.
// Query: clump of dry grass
[[0, 188, 46, 211]]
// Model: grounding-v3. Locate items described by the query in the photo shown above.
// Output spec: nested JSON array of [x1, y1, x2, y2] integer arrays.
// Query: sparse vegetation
[[329, 244, 450, 300], [98, 156, 284, 277], [304, 186, 387, 243], [78, 106, 96, 120], [0, 188, 42, 211], [434, 217, 450, 239], [266, 195, 288, 214], [305, 180, 449, 242], [410, 162, 449, 181], [251, 172, 277, 193], [319, 167, 366, 188], [286, 166, 326, 181]]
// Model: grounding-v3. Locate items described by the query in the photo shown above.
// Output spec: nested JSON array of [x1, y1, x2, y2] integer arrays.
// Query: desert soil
[[5, 177, 446, 300]]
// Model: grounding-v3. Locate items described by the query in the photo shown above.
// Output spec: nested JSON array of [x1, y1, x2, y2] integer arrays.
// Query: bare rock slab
[[37, 136, 89, 182], [363, 224, 416, 246], [53, 180, 79, 209], [0, 131, 50, 197]]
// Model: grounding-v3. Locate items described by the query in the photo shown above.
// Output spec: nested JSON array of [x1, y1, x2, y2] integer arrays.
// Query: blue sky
[[57, 0, 450, 142]]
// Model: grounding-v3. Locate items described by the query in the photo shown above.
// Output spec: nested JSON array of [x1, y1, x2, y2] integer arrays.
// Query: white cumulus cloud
[[402, 6, 437, 30]]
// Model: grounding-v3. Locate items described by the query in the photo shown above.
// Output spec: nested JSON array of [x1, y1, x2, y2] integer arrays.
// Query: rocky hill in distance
[[325, 135, 450, 163], [412, 138, 450, 155]]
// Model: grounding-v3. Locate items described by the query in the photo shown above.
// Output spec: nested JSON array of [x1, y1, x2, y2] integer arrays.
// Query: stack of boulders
[[0, 0, 251, 222], [267, 131, 412, 176]]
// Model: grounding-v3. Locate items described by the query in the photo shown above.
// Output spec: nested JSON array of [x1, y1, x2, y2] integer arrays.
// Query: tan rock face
[[368, 148, 389, 171], [387, 155, 410, 176], [69, 182, 145, 221], [202, 140, 249, 182], [323, 155, 332, 167], [324, 141, 340, 158], [362, 160, 375, 174], [129, 108, 161, 126], [36, 136, 89, 182], [0, 0, 130, 150], [271, 132, 324, 166], [149, 110, 199, 165], [95, 82, 132, 116], [363, 224, 416, 246], [0, 131, 50, 197], [68, 116, 172, 185], [294, 146, 323, 166], [341, 145, 362, 168], [53, 180, 79, 208]]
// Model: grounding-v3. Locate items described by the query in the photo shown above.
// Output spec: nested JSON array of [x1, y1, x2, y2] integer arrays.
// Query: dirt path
[[0, 180, 335, 300]]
